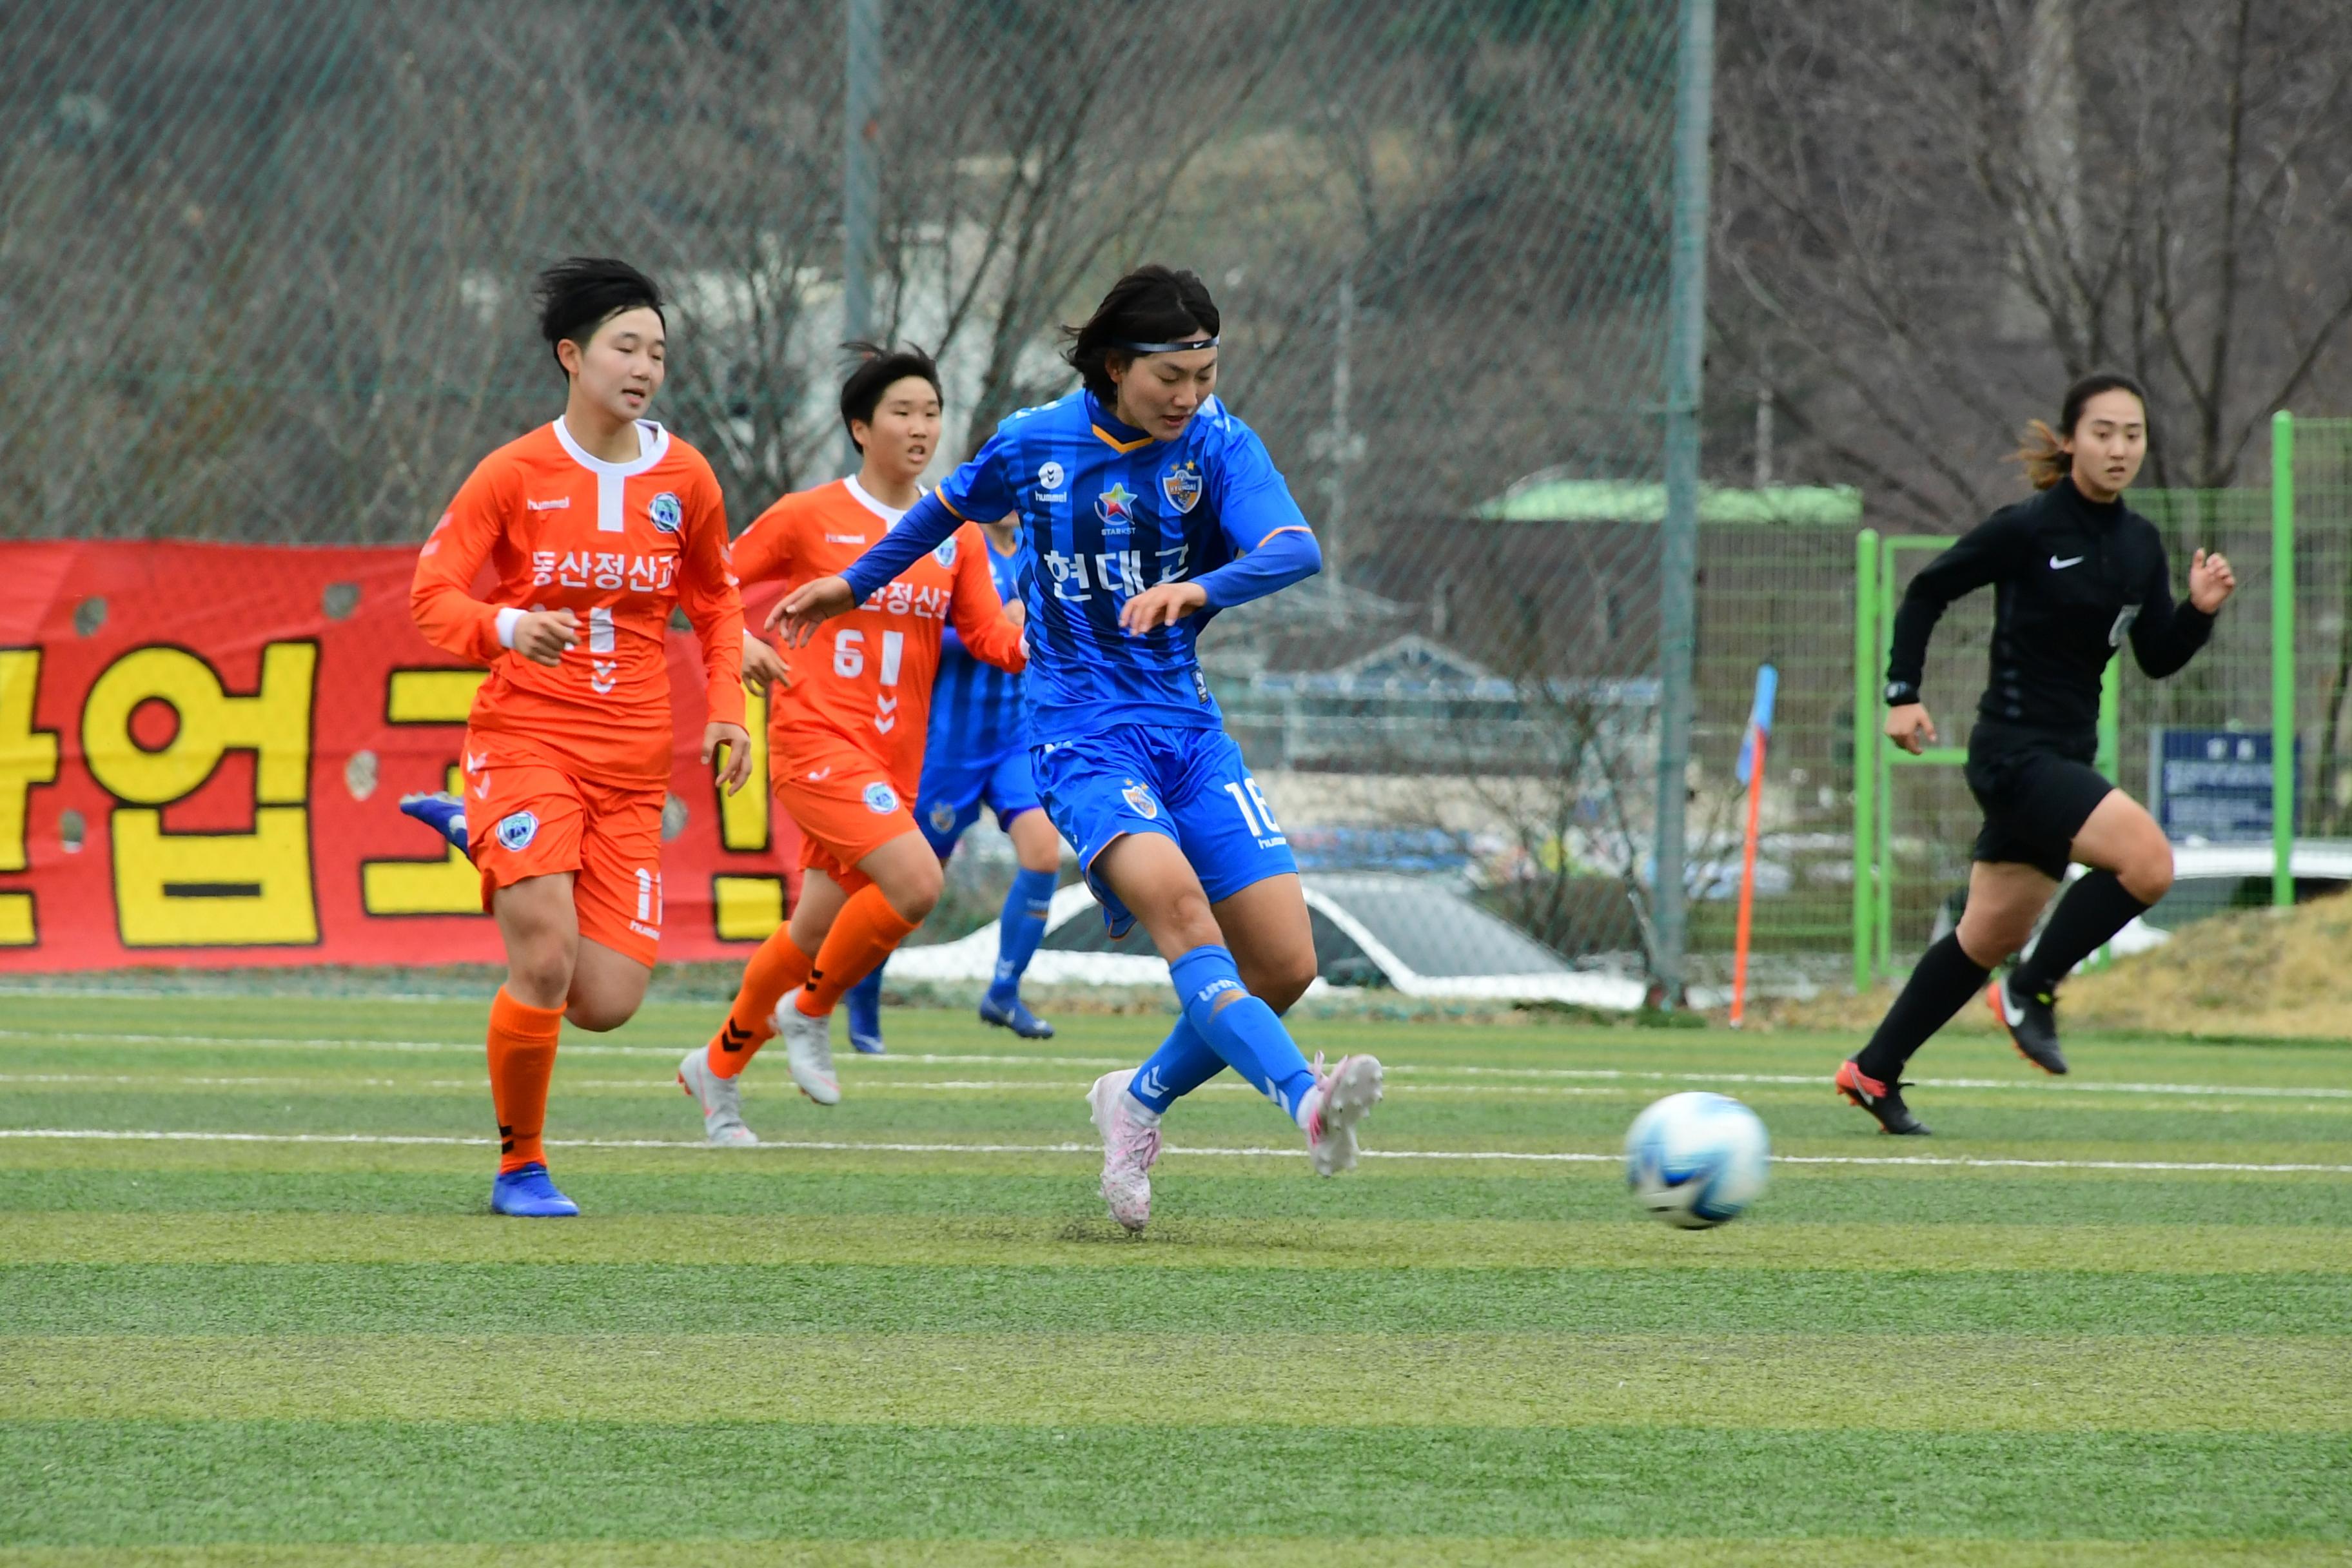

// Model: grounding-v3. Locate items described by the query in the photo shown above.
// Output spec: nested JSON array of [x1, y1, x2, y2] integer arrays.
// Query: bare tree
[[1713, 0, 2352, 523]]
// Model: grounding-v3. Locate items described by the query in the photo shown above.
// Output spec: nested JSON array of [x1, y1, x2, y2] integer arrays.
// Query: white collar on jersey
[[845, 473, 925, 529], [551, 416, 671, 478]]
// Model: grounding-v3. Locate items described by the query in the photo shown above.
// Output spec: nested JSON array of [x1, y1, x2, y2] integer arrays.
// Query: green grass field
[[1, 990, 2347, 1566]]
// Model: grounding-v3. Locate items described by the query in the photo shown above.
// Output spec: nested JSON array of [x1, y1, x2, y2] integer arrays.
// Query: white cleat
[[676, 1046, 758, 1148], [1302, 1053, 1383, 1177], [1087, 1069, 1161, 1233], [772, 991, 841, 1106]]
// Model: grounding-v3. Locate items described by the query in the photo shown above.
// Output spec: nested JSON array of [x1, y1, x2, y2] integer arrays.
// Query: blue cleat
[[400, 790, 472, 858], [979, 992, 1055, 1039], [490, 1162, 579, 1217], [845, 968, 887, 1055]]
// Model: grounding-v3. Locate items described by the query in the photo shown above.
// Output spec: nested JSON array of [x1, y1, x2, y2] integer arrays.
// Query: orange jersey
[[411, 418, 745, 786], [734, 478, 1024, 791]]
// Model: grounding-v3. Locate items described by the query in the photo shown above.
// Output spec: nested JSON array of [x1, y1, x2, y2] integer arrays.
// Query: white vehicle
[[885, 872, 1645, 1008]]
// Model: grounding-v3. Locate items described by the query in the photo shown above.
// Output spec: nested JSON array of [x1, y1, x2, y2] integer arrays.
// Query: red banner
[[0, 542, 799, 970]]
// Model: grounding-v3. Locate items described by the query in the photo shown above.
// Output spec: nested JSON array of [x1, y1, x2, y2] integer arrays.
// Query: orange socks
[[707, 927, 815, 1078], [798, 885, 920, 1017], [485, 986, 563, 1173]]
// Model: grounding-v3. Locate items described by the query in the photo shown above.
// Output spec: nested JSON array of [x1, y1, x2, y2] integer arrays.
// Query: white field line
[[0, 1074, 1640, 1098], [1, 1126, 2348, 1175], [2, 1053, 2347, 1106], [3, 1031, 2345, 1103]]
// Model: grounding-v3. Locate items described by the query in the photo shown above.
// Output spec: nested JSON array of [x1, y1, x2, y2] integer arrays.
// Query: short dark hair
[[534, 257, 665, 373], [838, 341, 943, 451], [2014, 371, 2150, 489], [1061, 264, 1220, 401]]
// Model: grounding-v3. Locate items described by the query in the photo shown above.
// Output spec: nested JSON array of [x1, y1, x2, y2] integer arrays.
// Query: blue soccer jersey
[[850, 389, 1315, 743], [928, 531, 1029, 760]]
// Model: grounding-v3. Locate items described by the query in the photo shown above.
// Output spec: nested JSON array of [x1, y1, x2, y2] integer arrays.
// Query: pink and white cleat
[[1086, 1068, 1162, 1233], [1302, 1053, 1384, 1176]]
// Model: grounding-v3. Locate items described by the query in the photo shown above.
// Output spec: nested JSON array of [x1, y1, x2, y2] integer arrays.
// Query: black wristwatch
[[1884, 681, 1919, 706]]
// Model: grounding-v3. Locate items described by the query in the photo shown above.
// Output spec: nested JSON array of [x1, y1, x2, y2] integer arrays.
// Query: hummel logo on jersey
[[466, 752, 487, 773], [2050, 555, 2084, 569], [526, 497, 572, 511]]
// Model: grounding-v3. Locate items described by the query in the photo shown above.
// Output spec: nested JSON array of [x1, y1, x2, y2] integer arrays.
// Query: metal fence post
[[2273, 409, 2297, 906], [1852, 527, 1878, 992], [1651, 0, 1716, 1008], [839, 0, 881, 475]]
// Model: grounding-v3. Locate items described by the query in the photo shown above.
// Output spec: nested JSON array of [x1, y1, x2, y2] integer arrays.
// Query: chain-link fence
[[5, 0, 1727, 992]]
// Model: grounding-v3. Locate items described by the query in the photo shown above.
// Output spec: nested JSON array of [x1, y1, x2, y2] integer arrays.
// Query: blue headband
[[1115, 335, 1219, 354]]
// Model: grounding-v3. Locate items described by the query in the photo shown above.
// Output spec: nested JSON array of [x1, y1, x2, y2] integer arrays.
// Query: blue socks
[[1166, 945, 1316, 1121], [1129, 1019, 1227, 1113], [845, 965, 885, 1049], [986, 867, 1057, 1006]]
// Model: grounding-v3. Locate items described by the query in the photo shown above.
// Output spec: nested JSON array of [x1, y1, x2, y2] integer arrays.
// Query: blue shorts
[[916, 741, 1043, 857], [1034, 724, 1297, 940]]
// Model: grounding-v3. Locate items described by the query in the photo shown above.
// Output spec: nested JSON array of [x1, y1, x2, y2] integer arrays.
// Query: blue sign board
[[2151, 728, 2295, 843]]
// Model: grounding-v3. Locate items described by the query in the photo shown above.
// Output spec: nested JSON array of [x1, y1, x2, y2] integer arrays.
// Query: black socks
[[2009, 870, 2150, 999], [1854, 933, 1990, 1083]]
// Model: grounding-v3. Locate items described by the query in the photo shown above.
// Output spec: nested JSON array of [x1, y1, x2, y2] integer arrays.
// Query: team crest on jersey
[[1121, 780, 1159, 821], [495, 810, 539, 852], [1160, 460, 1202, 515], [648, 492, 683, 534], [1095, 481, 1138, 531], [929, 800, 958, 834], [932, 538, 957, 567], [863, 781, 900, 815]]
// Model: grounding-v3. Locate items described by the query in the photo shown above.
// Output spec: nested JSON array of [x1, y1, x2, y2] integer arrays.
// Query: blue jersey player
[[844, 511, 1064, 1051], [776, 264, 1383, 1231]]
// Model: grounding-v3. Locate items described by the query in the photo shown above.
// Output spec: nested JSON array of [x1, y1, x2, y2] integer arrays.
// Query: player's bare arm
[[740, 630, 788, 695], [1118, 580, 1209, 634], [703, 720, 753, 794], [2190, 548, 2236, 611], [772, 574, 855, 645], [511, 608, 580, 667], [1885, 701, 1935, 755]]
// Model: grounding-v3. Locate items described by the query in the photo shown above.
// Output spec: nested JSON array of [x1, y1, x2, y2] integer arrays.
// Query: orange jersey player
[[676, 344, 1023, 1144], [408, 257, 751, 1217]]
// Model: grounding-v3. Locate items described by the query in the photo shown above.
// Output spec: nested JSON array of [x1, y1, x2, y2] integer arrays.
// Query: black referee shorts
[[1963, 720, 2116, 881]]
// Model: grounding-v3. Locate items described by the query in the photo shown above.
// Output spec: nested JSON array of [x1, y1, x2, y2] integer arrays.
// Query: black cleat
[[1835, 1058, 1932, 1135], [1988, 975, 2069, 1075]]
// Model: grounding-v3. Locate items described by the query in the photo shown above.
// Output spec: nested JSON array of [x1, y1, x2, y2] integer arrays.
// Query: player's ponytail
[[534, 257, 665, 372], [2013, 371, 2149, 491], [1063, 264, 1220, 401]]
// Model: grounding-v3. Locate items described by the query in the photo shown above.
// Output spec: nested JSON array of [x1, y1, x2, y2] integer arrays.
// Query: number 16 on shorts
[[1224, 776, 1284, 842]]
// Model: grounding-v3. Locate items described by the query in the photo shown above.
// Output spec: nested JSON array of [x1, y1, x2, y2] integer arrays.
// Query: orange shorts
[[771, 730, 916, 896], [462, 732, 667, 966]]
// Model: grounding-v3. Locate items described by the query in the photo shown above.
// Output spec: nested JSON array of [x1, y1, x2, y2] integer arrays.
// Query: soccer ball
[[1623, 1091, 1770, 1229]]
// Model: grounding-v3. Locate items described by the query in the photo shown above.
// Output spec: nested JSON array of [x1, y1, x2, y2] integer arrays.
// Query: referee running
[[1838, 373, 2238, 1134]]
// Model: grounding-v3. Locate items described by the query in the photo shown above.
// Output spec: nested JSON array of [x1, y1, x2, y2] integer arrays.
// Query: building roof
[[1475, 476, 1864, 527]]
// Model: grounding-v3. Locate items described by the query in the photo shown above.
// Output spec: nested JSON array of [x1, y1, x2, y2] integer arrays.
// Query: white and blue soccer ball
[[1623, 1091, 1770, 1229]]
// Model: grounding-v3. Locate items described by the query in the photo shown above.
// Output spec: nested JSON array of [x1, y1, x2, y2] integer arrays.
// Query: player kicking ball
[[405, 257, 752, 1215], [674, 344, 1026, 1147], [844, 507, 1061, 1054], [778, 265, 1381, 1231]]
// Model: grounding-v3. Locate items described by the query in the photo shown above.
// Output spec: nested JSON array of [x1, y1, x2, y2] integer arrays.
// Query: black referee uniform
[[1887, 475, 2213, 876], [1841, 474, 2215, 1133]]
